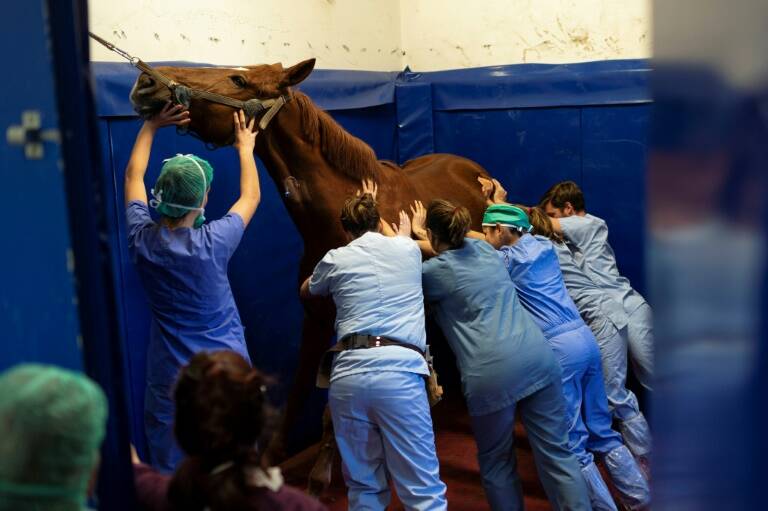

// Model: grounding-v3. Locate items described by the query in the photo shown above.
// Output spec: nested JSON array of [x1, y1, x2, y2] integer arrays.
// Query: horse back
[[401, 154, 491, 229]]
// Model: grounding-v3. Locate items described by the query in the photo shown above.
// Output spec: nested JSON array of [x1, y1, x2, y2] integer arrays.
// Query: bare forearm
[[239, 148, 261, 204], [228, 148, 261, 226], [125, 124, 156, 183], [417, 239, 437, 257], [467, 230, 485, 240], [124, 123, 157, 204]]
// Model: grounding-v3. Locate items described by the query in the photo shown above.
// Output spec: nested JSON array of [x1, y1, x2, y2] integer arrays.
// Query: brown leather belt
[[316, 334, 425, 388]]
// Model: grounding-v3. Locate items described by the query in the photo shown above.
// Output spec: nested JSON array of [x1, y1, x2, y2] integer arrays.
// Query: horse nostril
[[136, 74, 157, 92]]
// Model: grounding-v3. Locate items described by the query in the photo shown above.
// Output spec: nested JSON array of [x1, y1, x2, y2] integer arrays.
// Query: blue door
[[1, 1, 135, 508], [0, 1, 82, 369]]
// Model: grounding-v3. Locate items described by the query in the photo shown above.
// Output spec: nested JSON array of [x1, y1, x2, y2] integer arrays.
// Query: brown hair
[[527, 205, 564, 244], [168, 351, 274, 511], [426, 199, 471, 249], [539, 181, 585, 212], [340, 193, 380, 238]]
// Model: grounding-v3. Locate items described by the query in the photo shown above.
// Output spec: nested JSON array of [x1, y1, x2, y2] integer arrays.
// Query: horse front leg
[[266, 299, 335, 461]]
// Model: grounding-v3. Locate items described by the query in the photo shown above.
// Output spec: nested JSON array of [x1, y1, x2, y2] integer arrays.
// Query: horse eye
[[230, 75, 247, 88]]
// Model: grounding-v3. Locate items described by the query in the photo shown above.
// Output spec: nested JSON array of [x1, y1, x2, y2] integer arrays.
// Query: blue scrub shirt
[[497, 233, 582, 335], [422, 238, 559, 416], [127, 200, 251, 470]]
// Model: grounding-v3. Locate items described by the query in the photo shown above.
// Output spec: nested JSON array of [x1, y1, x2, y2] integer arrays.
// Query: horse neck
[[255, 100, 358, 249]]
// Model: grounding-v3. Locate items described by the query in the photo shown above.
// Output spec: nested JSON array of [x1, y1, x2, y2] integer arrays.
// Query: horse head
[[130, 59, 316, 146]]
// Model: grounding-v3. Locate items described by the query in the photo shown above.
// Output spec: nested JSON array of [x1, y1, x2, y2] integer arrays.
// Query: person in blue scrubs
[[481, 204, 649, 511], [540, 181, 654, 393], [412, 199, 590, 511], [525, 205, 652, 466], [124, 106, 262, 472], [300, 182, 447, 511]]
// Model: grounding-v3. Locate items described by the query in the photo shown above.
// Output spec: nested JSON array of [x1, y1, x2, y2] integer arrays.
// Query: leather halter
[[89, 32, 290, 132]]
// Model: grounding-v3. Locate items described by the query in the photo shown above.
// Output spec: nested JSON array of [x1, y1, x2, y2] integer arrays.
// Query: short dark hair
[[340, 193, 380, 237], [539, 181, 585, 212]]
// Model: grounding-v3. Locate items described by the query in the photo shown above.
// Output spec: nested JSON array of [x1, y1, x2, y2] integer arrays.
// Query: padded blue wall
[[92, 59, 651, 456]]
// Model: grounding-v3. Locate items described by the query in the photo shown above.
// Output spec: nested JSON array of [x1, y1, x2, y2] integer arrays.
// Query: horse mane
[[293, 92, 381, 179]]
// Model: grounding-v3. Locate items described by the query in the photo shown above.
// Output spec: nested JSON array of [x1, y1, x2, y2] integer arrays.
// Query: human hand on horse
[[477, 176, 508, 205], [145, 101, 190, 131], [409, 200, 428, 240], [233, 110, 258, 153], [356, 178, 378, 200], [393, 210, 412, 237]]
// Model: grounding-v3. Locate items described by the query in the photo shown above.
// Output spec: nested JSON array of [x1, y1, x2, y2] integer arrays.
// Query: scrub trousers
[[329, 370, 448, 511], [144, 382, 183, 473], [625, 302, 654, 393], [469, 380, 591, 511], [592, 319, 652, 457], [548, 321, 650, 511]]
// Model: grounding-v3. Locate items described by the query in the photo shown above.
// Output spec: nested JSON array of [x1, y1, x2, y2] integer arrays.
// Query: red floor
[[282, 397, 553, 510]]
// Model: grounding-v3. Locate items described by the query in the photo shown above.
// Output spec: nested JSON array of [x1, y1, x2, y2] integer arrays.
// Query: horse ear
[[280, 58, 316, 87]]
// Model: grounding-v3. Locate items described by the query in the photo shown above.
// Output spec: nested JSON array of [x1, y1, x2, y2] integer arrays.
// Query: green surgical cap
[[0, 364, 107, 508], [150, 154, 214, 219], [482, 204, 532, 233]]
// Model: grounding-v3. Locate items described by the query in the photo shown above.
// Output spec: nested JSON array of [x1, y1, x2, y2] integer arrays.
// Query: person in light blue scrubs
[[540, 181, 654, 393], [525, 205, 652, 465], [301, 182, 447, 511], [124, 107, 262, 472], [482, 204, 649, 511], [412, 199, 590, 511]]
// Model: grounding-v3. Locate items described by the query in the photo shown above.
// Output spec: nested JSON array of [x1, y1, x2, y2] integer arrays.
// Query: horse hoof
[[307, 443, 335, 497]]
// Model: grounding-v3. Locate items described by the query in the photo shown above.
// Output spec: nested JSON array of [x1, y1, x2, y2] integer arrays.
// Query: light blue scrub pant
[[625, 302, 654, 392], [469, 380, 591, 511], [592, 318, 652, 457], [547, 321, 650, 511], [329, 370, 448, 511]]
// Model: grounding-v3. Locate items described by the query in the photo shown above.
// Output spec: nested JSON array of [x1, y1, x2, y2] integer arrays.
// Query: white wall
[[89, 0, 651, 70], [88, 0, 403, 70], [400, 0, 651, 70]]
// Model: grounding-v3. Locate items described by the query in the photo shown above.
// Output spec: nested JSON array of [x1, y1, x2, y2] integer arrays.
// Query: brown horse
[[130, 57, 492, 485]]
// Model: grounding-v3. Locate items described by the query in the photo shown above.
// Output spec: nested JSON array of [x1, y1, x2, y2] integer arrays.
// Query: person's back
[[557, 213, 646, 312], [497, 233, 584, 336], [551, 240, 629, 336], [127, 202, 249, 361], [424, 237, 558, 414]]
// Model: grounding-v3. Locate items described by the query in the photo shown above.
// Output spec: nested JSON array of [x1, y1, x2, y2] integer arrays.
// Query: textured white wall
[[89, 0, 651, 70], [88, 0, 403, 70], [399, 0, 651, 70]]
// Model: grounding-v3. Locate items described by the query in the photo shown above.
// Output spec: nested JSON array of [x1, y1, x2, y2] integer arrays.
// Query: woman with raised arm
[[300, 181, 447, 511], [124, 105, 261, 472]]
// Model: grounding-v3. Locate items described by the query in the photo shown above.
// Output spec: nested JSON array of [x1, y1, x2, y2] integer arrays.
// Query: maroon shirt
[[134, 463, 327, 511]]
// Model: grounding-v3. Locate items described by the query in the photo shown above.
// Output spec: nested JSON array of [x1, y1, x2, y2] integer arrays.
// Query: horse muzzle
[[129, 73, 173, 117]]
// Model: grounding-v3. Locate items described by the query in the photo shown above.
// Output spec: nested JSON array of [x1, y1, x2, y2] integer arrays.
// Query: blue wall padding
[[91, 59, 651, 457], [396, 79, 435, 162]]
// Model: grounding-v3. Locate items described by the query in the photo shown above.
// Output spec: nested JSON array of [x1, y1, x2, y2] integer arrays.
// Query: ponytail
[[526, 205, 564, 243], [426, 199, 471, 249]]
